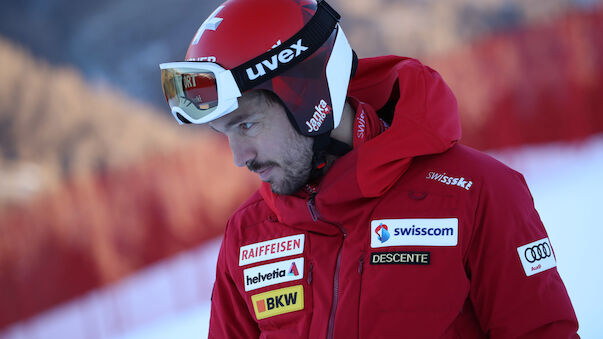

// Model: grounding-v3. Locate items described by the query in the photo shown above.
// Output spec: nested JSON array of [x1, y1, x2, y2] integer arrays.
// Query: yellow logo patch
[[251, 285, 304, 320]]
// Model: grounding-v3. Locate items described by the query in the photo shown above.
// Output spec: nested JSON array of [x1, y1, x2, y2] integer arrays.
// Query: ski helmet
[[161, 0, 355, 138]]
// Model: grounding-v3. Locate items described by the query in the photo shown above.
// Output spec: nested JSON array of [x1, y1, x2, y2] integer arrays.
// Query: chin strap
[[310, 133, 352, 178]]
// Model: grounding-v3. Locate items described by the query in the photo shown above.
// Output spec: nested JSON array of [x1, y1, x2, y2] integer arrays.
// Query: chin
[[270, 181, 294, 195]]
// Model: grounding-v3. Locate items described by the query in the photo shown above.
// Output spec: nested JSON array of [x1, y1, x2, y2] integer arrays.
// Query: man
[[160, 0, 579, 337]]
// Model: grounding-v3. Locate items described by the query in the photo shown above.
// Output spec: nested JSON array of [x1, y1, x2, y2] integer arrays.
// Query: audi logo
[[524, 242, 552, 263]]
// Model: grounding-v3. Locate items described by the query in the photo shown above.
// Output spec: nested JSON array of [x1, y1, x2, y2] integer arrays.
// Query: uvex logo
[[246, 39, 308, 81], [306, 99, 332, 132]]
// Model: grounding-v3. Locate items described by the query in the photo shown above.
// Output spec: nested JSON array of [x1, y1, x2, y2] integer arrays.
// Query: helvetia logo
[[246, 39, 308, 81], [375, 223, 390, 243], [288, 261, 299, 276], [243, 257, 304, 291], [306, 99, 332, 132], [252, 285, 304, 320]]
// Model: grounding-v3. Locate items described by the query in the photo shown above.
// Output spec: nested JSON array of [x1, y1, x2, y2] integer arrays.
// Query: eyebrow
[[209, 111, 258, 133]]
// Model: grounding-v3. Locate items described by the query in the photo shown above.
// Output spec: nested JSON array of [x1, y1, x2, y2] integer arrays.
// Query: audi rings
[[524, 242, 552, 263]]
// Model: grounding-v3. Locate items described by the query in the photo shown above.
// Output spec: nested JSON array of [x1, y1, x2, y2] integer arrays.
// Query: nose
[[228, 135, 256, 168]]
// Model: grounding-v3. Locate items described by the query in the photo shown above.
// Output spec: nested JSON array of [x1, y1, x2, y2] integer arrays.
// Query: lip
[[257, 166, 274, 181]]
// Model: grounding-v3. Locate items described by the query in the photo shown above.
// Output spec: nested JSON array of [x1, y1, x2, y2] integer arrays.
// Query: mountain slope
[[0, 37, 258, 329]]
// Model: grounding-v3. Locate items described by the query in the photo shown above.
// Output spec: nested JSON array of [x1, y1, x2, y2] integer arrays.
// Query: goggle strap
[[230, 0, 341, 92]]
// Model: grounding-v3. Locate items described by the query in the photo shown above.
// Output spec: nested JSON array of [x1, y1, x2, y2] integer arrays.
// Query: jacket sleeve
[[466, 168, 579, 338], [208, 222, 260, 338]]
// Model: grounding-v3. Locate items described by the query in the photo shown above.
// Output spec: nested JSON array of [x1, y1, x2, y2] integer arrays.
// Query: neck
[[330, 99, 355, 147], [321, 99, 355, 171]]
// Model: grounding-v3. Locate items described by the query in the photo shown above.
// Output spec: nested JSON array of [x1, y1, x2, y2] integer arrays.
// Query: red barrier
[[0, 144, 258, 330], [428, 7, 603, 150]]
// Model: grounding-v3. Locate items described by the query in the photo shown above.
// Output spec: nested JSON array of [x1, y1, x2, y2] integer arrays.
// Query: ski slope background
[[2, 135, 602, 339]]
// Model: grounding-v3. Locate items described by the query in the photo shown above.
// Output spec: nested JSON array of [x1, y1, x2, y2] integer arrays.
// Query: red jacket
[[208, 56, 579, 338]]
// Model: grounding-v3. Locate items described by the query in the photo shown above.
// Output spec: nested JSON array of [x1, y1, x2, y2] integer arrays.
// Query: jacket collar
[[259, 56, 461, 230]]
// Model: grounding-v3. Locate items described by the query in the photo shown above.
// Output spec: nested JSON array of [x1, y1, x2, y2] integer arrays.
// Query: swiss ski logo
[[246, 39, 308, 81], [192, 6, 224, 45], [426, 171, 473, 191]]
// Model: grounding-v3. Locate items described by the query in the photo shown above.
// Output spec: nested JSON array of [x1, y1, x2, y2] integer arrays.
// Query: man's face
[[209, 92, 314, 195]]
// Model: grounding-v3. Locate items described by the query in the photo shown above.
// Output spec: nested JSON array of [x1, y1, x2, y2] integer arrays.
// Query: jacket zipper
[[358, 254, 364, 274], [327, 230, 346, 339], [307, 194, 320, 222], [357, 254, 364, 336], [307, 194, 347, 339]]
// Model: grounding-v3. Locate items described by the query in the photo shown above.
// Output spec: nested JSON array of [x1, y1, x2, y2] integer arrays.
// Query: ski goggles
[[160, 0, 341, 124], [160, 62, 241, 124]]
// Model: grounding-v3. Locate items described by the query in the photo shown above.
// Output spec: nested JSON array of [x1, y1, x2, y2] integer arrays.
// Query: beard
[[247, 135, 314, 195]]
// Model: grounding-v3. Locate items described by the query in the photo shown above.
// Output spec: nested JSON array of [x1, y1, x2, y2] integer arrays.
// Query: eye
[[239, 122, 255, 130]]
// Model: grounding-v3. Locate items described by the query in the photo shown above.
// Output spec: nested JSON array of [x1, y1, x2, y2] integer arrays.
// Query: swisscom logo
[[375, 223, 390, 243], [370, 218, 459, 247], [243, 258, 304, 291]]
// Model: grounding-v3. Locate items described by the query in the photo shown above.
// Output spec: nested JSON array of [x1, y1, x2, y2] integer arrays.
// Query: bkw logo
[[256, 292, 297, 313], [252, 285, 304, 320]]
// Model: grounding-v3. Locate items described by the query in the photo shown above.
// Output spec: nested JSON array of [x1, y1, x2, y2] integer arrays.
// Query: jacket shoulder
[[219, 191, 272, 268], [418, 143, 527, 190], [227, 190, 272, 232]]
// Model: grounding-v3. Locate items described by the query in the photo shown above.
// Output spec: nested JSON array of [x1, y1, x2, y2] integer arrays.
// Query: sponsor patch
[[245, 39, 308, 81], [517, 237, 557, 276], [370, 251, 431, 265], [239, 234, 304, 266], [305, 99, 332, 132], [251, 285, 304, 320], [243, 258, 304, 291], [371, 218, 458, 248], [185, 56, 217, 62], [426, 171, 473, 190]]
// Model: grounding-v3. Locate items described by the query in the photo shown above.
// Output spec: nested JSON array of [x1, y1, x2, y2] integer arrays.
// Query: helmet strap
[[230, 1, 341, 92], [310, 133, 352, 178]]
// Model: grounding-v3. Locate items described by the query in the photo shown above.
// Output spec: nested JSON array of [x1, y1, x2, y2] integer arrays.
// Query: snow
[[490, 134, 603, 338], [1, 134, 602, 339]]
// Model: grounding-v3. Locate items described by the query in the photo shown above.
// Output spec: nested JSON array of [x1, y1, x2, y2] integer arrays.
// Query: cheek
[[283, 135, 314, 163]]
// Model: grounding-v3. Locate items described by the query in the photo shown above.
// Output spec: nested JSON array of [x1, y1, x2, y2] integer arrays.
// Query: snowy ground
[[2, 134, 602, 339], [490, 135, 603, 338]]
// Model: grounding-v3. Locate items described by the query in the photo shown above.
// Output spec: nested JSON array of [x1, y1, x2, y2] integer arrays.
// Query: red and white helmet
[[160, 0, 355, 137]]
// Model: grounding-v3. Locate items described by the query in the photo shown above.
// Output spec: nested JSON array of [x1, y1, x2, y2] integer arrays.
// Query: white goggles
[[160, 62, 242, 124]]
